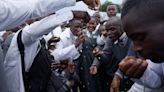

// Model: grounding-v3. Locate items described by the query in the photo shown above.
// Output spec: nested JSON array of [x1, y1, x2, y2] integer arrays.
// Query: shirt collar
[[114, 32, 128, 46]]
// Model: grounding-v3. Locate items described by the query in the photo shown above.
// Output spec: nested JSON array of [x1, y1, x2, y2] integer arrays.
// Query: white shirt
[[51, 28, 80, 61], [129, 60, 164, 92], [0, 0, 76, 31], [138, 60, 164, 89], [4, 11, 74, 92]]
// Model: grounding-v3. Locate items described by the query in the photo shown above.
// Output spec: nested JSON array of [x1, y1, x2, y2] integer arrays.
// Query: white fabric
[[0, 0, 76, 31], [137, 60, 164, 89], [128, 83, 164, 92], [4, 11, 73, 92], [51, 28, 80, 61], [43, 26, 63, 43]]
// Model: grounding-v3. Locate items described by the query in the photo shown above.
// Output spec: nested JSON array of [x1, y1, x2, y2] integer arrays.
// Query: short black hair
[[105, 16, 124, 33], [121, 0, 164, 20]]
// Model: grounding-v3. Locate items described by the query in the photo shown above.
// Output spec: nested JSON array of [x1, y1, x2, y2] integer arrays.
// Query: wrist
[[114, 74, 121, 81]]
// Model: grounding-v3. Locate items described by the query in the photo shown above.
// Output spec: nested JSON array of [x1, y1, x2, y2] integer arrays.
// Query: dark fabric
[[97, 37, 132, 92], [77, 34, 100, 92], [47, 71, 70, 92], [17, 32, 53, 92], [17, 31, 28, 90], [65, 69, 79, 92]]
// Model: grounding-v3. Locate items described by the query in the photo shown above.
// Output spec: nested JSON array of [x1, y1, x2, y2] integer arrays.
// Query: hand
[[90, 65, 97, 75], [69, 80, 75, 87], [119, 56, 148, 78], [110, 75, 121, 92], [83, 0, 100, 10], [75, 31, 85, 47], [93, 47, 103, 56], [68, 62, 76, 74], [51, 60, 60, 70], [72, 11, 90, 23]]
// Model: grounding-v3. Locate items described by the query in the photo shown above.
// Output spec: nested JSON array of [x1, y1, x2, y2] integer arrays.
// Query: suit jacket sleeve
[[0, 0, 76, 31], [99, 38, 113, 65]]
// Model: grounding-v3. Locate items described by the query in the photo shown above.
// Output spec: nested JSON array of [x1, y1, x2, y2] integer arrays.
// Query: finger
[[119, 57, 136, 72], [133, 60, 148, 78], [110, 87, 114, 92], [125, 58, 142, 77]]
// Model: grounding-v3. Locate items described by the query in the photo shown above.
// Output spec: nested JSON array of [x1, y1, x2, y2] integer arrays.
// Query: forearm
[[22, 11, 73, 45], [0, 0, 76, 31], [51, 45, 80, 61]]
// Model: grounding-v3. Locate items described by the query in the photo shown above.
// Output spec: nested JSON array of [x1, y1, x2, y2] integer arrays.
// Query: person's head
[[69, 19, 83, 36], [87, 17, 97, 32], [122, 0, 164, 63], [106, 4, 118, 17], [105, 16, 123, 42], [98, 25, 107, 37], [93, 12, 101, 24]]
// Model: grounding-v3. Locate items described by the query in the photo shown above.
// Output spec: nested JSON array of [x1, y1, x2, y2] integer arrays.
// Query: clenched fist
[[90, 65, 97, 75], [119, 56, 148, 78]]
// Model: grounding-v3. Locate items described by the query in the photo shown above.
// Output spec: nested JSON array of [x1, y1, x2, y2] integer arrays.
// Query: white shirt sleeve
[[0, 0, 76, 31], [136, 60, 164, 88], [22, 11, 74, 45], [51, 37, 80, 61]]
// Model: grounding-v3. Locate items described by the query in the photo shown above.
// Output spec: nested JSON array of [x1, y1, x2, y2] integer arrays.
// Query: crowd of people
[[1, 0, 164, 92]]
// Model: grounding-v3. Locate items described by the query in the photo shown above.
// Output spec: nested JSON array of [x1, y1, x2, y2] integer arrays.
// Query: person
[[4, 10, 90, 92], [90, 17, 131, 92], [51, 19, 84, 61], [0, 0, 100, 31], [0, 0, 100, 91], [103, 4, 118, 21], [77, 17, 99, 92], [117, 0, 164, 90]]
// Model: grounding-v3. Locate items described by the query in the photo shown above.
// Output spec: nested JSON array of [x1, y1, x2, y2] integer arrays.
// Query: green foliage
[[99, 1, 112, 12]]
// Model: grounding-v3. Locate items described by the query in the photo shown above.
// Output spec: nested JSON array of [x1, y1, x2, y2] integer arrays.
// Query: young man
[[0, 0, 99, 91], [77, 17, 99, 92], [51, 19, 84, 61], [4, 10, 90, 92], [118, 0, 164, 90], [105, 4, 118, 21], [91, 17, 131, 92]]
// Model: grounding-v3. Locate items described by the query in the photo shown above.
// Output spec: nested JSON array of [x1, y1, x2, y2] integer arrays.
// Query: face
[[87, 18, 97, 32], [93, 13, 101, 23], [99, 25, 107, 37], [105, 22, 122, 42], [70, 20, 83, 36], [123, 9, 164, 63], [107, 5, 117, 17]]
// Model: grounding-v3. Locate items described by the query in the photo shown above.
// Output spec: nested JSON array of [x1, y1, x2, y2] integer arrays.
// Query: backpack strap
[[17, 31, 28, 90]]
